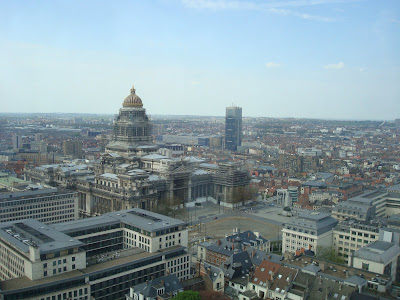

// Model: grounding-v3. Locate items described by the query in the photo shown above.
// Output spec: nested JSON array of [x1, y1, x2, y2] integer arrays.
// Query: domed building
[[106, 85, 159, 156]]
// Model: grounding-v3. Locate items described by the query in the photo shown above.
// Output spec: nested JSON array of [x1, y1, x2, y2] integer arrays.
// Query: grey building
[[0, 188, 78, 224], [349, 240, 400, 282], [225, 106, 242, 151], [332, 190, 388, 222], [126, 274, 183, 300], [0, 208, 190, 300], [282, 211, 338, 254]]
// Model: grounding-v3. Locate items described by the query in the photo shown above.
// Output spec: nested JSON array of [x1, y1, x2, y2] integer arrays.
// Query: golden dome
[[122, 85, 143, 108]]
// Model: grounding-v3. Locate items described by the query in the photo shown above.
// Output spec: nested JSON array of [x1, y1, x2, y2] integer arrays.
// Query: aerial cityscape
[[1, 1, 400, 300]]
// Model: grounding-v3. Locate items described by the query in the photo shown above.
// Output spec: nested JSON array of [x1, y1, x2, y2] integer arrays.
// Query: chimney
[[325, 287, 329, 300], [217, 239, 221, 246], [252, 249, 256, 258], [248, 232, 250, 237], [161, 280, 165, 287], [339, 283, 342, 290], [319, 276, 322, 284]]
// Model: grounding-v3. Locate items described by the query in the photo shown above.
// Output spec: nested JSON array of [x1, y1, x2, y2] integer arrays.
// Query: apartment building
[[0, 188, 78, 224], [282, 212, 338, 255], [0, 208, 190, 300]]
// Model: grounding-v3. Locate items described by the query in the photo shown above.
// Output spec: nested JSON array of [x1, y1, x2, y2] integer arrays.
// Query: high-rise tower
[[225, 106, 242, 151], [106, 85, 159, 156]]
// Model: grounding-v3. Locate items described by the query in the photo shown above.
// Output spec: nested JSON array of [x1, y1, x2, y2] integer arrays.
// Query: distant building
[[0, 188, 78, 224], [12, 135, 22, 150], [332, 190, 387, 222], [297, 147, 323, 157], [105, 85, 159, 156], [225, 106, 242, 151], [24, 85, 251, 216], [62, 139, 83, 159]]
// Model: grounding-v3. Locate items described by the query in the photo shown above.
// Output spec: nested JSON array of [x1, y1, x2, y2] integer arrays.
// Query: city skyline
[[1, 0, 400, 120]]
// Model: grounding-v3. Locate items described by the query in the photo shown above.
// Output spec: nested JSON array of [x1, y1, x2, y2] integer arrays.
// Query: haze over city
[[1, 0, 400, 120]]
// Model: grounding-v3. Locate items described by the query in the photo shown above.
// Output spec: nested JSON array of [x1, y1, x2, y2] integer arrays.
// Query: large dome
[[122, 85, 143, 108]]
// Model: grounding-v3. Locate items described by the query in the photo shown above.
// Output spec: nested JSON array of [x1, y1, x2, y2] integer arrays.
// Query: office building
[[332, 190, 387, 222], [62, 140, 83, 159], [0, 188, 78, 224], [282, 211, 338, 255], [225, 106, 242, 151], [333, 219, 381, 263], [12, 135, 22, 150], [0, 208, 190, 300]]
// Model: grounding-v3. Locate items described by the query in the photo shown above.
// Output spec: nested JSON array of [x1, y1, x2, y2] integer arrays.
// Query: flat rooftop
[[0, 219, 84, 255], [0, 245, 184, 291], [0, 175, 26, 188], [285, 255, 390, 282], [388, 184, 400, 192], [51, 208, 187, 234], [0, 188, 74, 202]]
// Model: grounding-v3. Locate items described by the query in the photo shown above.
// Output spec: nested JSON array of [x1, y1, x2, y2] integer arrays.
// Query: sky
[[1, 0, 399, 120]]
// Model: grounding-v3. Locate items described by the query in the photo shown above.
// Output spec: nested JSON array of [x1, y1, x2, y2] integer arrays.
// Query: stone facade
[[24, 85, 251, 218]]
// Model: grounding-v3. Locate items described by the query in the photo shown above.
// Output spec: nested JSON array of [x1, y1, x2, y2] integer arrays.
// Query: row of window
[[38, 287, 88, 300], [0, 195, 74, 208], [285, 228, 316, 235]]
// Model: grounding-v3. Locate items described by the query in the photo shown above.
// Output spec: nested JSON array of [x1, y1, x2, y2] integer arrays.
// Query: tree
[[172, 290, 201, 300], [232, 186, 258, 207], [316, 246, 345, 264], [199, 291, 230, 299]]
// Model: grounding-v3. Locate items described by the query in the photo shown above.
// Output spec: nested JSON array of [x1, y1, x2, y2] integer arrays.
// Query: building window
[[362, 263, 369, 270]]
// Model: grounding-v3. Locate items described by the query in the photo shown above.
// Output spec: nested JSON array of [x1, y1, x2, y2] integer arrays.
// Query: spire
[[130, 85, 136, 94]]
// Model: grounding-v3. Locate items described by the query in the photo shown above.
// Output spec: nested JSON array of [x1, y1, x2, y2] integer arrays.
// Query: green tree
[[172, 290, 201, 300], [316, 246, 345, 264]]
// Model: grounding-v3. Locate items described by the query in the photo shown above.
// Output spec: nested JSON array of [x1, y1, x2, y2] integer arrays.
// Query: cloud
[[181, 0, 342, 22], [359, 67, 366, 72], [323, 61, 345, 69], [266, 62, 281, 68]]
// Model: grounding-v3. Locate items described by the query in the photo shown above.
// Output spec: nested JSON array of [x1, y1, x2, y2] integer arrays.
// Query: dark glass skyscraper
[[225, 106, 242, 151]]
